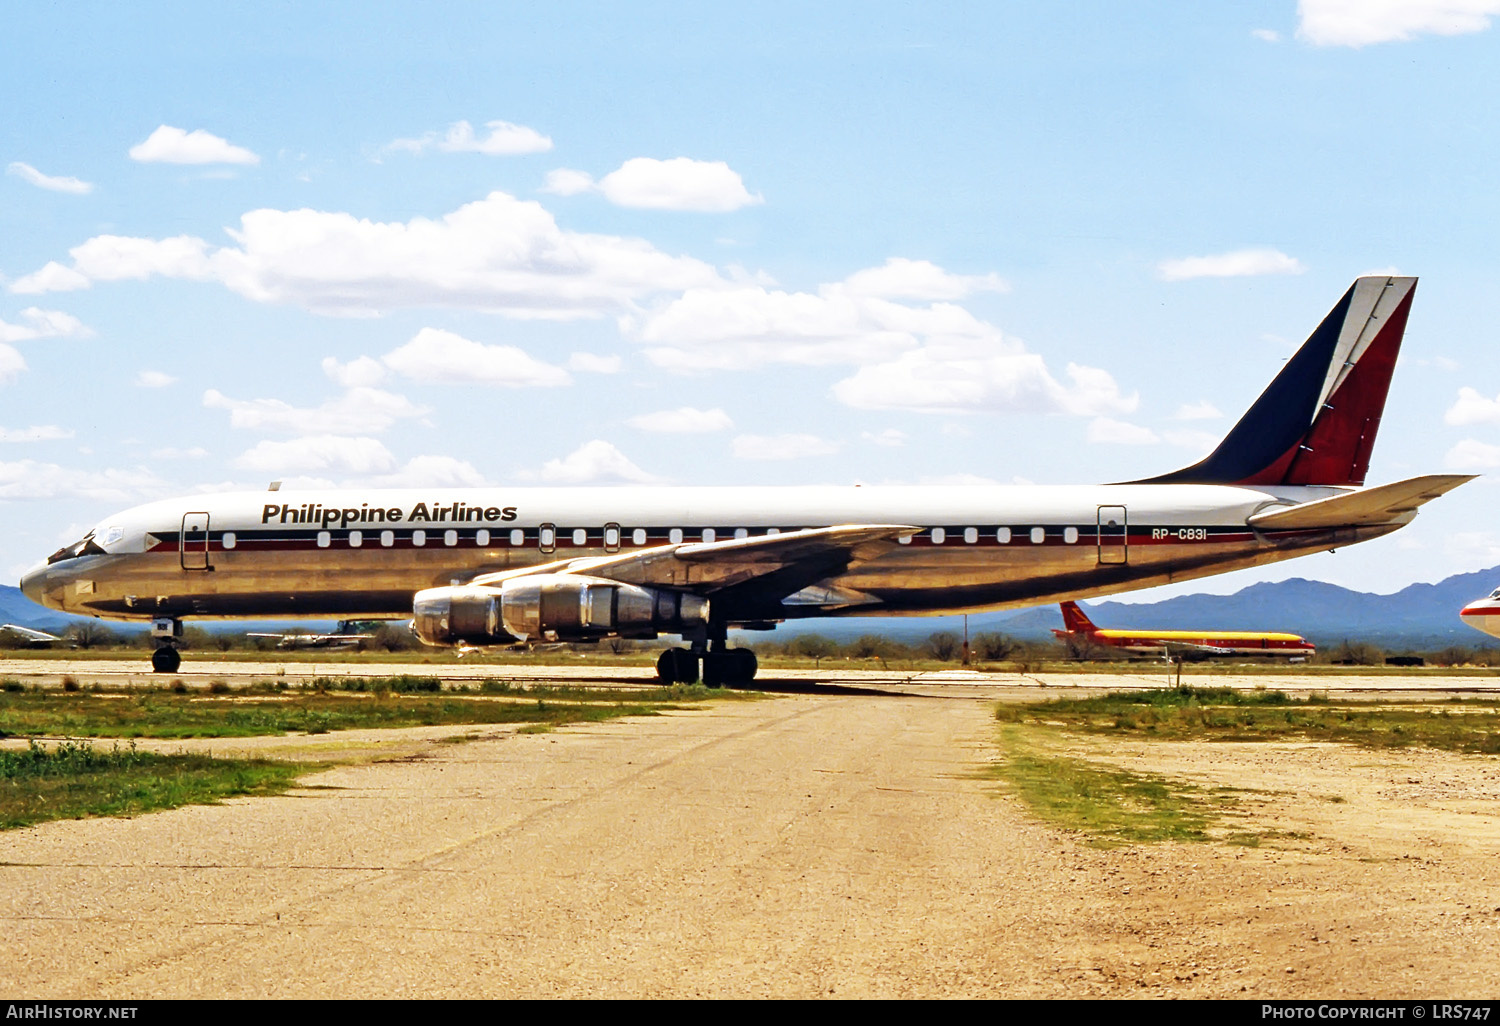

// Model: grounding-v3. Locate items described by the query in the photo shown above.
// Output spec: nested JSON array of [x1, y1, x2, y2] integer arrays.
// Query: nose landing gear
[[150, 617, 182, 674]]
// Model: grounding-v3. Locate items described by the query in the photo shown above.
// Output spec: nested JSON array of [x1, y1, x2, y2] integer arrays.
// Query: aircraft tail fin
[[1131, 276, 1417, 487], [1059, 600, 1097, 634]]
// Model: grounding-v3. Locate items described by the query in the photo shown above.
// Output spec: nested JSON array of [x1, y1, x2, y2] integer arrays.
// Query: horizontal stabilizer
[[1247, 474, 1474, 531]]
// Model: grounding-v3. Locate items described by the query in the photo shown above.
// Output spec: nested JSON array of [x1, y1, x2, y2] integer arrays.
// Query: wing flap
[[1247, 474, 1474, 531]]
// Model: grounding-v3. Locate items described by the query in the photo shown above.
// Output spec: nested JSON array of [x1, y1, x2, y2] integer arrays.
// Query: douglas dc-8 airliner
[[21, 276, 1469, 684]]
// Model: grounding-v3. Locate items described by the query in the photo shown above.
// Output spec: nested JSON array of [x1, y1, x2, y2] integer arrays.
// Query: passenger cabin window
[[510, 529, 524, 546], [539, 524, 556, 553], [604, 525, 621, 551], [898, 534, 911, 545], [317, 531, 331, 548], [702, 528, 715, 543], [476, 529, 490, 546], [734, 528, 748, 540], [1063, 527, 1079, 544], [412, 530, 426, 547], [573, 528, 587, 546], [930, 527, 945, 544], [997, 527, 1011, 544], [1030, 527, 1045, 544], [349, 531, 362, 548], [222, 533, 236, 550], [444, 530, 458, 547], [669, 528, 683, 544], [963, 527, 978, 544], [766, 527, 780, 536], [380, 530, 394, 547], [632, 528, 646, 545]]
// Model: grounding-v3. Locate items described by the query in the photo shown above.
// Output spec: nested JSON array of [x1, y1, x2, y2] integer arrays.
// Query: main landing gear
[[656, 627, 758, 687], [150, 617, 182, 674]]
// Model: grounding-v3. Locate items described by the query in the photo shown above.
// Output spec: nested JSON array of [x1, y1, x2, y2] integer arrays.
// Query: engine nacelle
[[411, 575, 709, 647]]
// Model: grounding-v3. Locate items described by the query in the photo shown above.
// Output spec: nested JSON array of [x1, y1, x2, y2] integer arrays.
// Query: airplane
[[1459, 590, 1500, 639], [1051, 600, 1315, 659], [19, 275, 1470, 685], [246, 623, 379, 650], [0, 623, 67, 648]]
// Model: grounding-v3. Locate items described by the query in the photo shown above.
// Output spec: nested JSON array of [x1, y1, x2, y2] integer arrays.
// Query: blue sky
[[4, 1, 1500, 602]]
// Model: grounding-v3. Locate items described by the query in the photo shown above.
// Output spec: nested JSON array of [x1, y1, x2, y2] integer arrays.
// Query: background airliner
[[1052, 600, 1315, 658], [21, 276, 1468, 685]]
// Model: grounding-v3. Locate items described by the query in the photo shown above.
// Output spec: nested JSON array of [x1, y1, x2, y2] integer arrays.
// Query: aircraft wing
[[0, 623, 62, 643], [1247, 474, 1474, 531], [469, 524, 917, 604]]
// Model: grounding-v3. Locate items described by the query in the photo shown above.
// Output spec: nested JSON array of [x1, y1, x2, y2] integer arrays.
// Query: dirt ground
[[2, 677, 1499, 998]]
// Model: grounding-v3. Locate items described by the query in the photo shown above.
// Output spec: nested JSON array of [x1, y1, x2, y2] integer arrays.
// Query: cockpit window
[[47, 531, 106, 565], [1490, 588, 1500, 600]]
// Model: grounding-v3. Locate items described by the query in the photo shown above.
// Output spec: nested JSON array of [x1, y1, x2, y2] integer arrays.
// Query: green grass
[[0, 738, 302, 829], [986, 728, 1253, 848], [0, 681, 729, 739], [996, 686, 1500, 754]]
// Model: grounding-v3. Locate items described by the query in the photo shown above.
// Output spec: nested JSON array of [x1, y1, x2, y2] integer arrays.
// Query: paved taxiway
[[4, 664, 1500, 997]]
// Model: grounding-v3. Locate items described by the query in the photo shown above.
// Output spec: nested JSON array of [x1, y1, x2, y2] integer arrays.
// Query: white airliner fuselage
[[22, 482, 1398, 624]]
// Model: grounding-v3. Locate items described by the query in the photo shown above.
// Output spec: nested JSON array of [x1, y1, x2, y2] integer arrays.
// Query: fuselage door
[[1097, 505, 1127, 565], [181, 512, 211, 571]]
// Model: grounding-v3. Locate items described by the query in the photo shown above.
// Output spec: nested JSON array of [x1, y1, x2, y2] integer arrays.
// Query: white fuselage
[[22, 482, 1397, 627]]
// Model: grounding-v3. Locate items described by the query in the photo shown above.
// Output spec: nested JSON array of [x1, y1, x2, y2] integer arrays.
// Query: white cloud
[[235, 435, 396, 475], [1445, 438, 1500, 470], [321, 355, 387, 388], [568, 352, 622, 374], [523, 440, 660, 483], [0, 425, 73, 442], [0, 459, 162, 502], [732, 433, 842, 460], [204, 386, 427, 435], [862, 429, 907, 447], [1444, 386, 1500, 425], [0, 308, 91, 345], [10, 236, 212, 294], [1086, 417, 1160, 445], [367, 455, 487, 488], [382, 328, 572, 387], [1297, 0, 1500, 47], [540, 168, 597, 196], [134, 370, 177, 388], [6, 162, 92, 194], [842, 258, 1008, 300], [1157, 248, 1305, 281], [1252, 28, 1282, 42], [626, 407, 733, 433], [834, 353, 1135, 417], [598, 158, 762, 212], [388, 119, 553, 156], [13, 192, 721, 318], [149, 446, 208, 460], [1174, 400, 1223, 420], [128, 125, 260, 165]]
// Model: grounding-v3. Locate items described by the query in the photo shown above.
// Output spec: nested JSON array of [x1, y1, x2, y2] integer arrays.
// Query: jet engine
[[411, 574, 709, 647]]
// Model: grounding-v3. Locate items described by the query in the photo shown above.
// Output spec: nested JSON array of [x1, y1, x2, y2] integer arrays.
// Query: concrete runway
[[4, 663, 1500, 996]]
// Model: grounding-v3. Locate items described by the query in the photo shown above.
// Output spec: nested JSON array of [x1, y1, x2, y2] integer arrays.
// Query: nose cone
[[19, 562, 60, 611], [1460, 598, 1500, 639]]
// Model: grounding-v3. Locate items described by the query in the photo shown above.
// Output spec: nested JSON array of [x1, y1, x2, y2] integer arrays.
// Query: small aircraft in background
[[0, 623, 68, 648], [1052, 601, 1315, 659], [1459, 590, 1500, 639], [247, 621, 380, 650]]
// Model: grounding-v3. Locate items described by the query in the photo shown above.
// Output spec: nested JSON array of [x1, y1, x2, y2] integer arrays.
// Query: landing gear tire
[[702, 648, 757, 688], [656, 647, 700, 685], [151, 647, 182, 674]]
